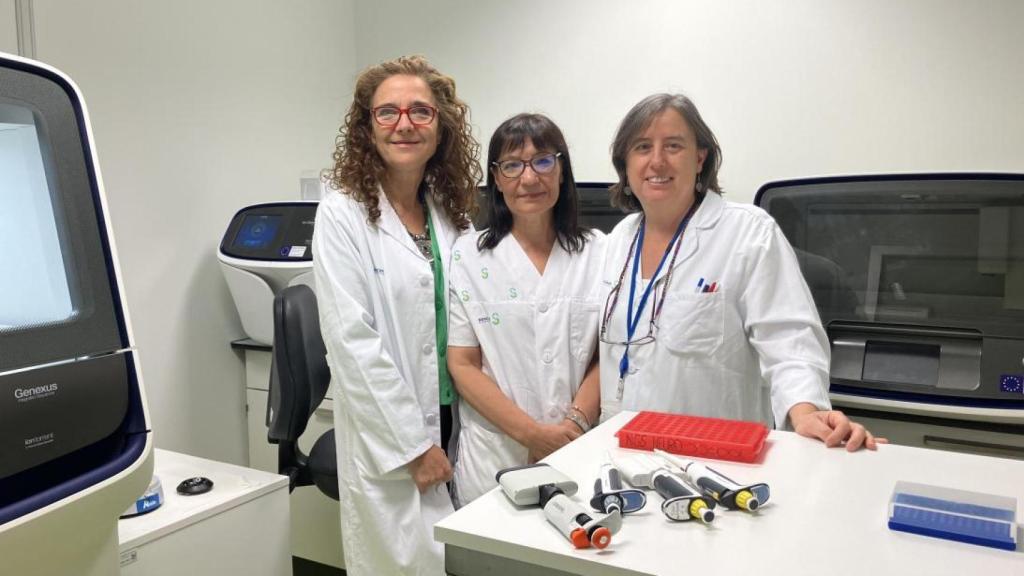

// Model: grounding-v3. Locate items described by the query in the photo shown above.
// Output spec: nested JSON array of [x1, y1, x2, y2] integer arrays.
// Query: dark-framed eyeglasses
[[598, 274, 669, 346], [598, 219, 683, 347], [372, 105, 437, 127], [491, 152, 562, 179]]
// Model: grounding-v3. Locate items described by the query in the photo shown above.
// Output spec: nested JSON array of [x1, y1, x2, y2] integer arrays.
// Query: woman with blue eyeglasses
[[597, 94, 885, 451], [447, 114, 604, 506]]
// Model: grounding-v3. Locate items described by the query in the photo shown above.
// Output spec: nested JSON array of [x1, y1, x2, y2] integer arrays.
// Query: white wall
[[10, 1, 1023, 463], [29, 0, 356, 463], [355, 0, 1024, 202], [0, 1, 17, 54]]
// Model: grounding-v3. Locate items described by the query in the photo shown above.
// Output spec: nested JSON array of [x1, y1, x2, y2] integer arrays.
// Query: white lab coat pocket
[[659, 291, 725, 356], [454, 416, 527, 507], [568, 299, 601, 363]]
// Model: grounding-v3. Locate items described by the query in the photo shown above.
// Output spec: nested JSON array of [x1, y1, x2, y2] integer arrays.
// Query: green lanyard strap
[[426, 207, 455, 405]]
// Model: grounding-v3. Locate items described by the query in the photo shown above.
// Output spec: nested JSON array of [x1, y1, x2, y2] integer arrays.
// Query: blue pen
[[695, 278, 704, 293]]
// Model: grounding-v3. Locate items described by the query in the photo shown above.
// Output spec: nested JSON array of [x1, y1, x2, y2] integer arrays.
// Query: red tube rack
[[616, 411, 769, 463]]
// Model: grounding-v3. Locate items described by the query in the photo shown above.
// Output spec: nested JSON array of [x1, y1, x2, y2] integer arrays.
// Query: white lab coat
[[598, 191, 832, 428], [312, 189, 460, 576], [448, 230, 605, 506]]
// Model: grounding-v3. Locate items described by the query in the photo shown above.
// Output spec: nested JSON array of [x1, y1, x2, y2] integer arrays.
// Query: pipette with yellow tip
[[654, 449, 770, 512]]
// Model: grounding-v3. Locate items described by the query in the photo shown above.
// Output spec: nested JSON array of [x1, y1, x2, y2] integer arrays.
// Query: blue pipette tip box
[[888, 481, 1018, 551]]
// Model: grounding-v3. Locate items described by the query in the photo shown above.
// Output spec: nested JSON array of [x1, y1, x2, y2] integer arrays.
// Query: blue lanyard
[[618, 203, 700, 386]]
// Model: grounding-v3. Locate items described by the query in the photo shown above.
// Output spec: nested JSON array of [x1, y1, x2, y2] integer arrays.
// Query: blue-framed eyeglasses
[[492, 152, 562, 179]]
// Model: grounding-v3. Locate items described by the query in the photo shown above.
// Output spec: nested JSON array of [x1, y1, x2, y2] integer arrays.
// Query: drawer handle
[[922, 435, 1024, 459]]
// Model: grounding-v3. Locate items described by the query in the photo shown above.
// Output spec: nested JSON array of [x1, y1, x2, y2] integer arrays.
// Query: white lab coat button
[[548, 406, 560, 419], [425, 413, 437, 425], [419, 276, 430, 287], [422, 343, 433, 355], [538, 303, 549, 313], [542, 352, 552, 364]]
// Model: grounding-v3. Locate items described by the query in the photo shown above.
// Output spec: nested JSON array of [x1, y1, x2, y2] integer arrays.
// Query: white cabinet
[[834, 411, 1024, 460], [242, 346, 345, 569], [117, 449, 290, 576]]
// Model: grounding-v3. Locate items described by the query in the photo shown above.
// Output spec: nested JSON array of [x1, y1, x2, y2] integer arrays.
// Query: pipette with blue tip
[[590, 452, 647, 516]]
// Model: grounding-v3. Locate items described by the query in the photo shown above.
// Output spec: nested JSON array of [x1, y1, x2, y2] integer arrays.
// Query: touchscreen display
[[233, 214, 282, 250], [0, 102, 75, 329]]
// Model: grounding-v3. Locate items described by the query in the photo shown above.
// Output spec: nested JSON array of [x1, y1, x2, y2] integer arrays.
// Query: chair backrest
[[267, 284, 330, 443]]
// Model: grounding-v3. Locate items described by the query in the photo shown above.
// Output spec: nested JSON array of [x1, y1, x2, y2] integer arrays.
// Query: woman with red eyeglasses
[[313, 55, 480, 575]]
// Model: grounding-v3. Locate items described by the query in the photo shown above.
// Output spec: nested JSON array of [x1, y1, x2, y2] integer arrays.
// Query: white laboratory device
[[495, 463, 577, 507], [218, 202, 319, 345], [0, 52, 153, 575], [496, 463, 621, 549]]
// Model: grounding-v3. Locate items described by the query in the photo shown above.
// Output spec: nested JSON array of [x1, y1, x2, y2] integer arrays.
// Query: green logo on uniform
[[460, 290, 470, 302], [453, 249, 461, 261], [481, 266, 489, 279], [491, 312, 500, 325], [509, 287, 518, 299]]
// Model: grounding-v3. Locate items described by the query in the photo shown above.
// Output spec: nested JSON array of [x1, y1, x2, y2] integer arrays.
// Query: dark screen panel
[[863, 341, 940, 387], [759, 176, 1024, 337], [0, 63, 125, 371]]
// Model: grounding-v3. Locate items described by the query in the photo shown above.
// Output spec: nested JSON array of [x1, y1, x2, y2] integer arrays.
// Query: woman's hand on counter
[[789, 404, 889, 451]]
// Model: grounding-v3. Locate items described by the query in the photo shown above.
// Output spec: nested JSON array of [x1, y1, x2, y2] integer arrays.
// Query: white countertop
[[435, 411, 1024, 576], [118, 449, 289, 550]]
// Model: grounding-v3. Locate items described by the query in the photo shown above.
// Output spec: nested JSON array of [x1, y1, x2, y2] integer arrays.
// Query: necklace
[[409, 226, 433, 262], [388, 185, 434, 262]]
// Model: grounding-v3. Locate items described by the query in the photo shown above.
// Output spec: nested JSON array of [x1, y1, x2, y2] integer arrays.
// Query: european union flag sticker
[[1000, 374, 1023, 394]]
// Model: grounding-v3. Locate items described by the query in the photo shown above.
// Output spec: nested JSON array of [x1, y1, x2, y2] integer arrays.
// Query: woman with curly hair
[[312, 55, 481, 575]]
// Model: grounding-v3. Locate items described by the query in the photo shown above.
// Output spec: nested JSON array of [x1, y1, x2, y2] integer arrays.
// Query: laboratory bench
[[117, 448, 291, 576], [435, 411, 1024, 576], [235, 338, 1023, 574]]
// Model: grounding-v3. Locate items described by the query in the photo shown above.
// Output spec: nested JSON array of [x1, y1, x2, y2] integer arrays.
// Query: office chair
[[267, 284, 339, 500]]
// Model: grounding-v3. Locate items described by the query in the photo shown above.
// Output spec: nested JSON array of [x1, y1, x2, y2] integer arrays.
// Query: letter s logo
[[481, 267, 489, 279]]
